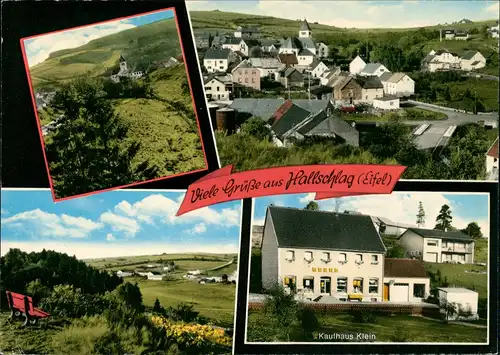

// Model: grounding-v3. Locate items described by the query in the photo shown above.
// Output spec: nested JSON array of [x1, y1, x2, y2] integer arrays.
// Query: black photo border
[[234, 181, 499, 354], [1, 0, 220, 190]]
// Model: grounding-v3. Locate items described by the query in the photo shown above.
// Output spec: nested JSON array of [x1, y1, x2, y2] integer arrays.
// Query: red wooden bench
[[5, 290, 50, 326]]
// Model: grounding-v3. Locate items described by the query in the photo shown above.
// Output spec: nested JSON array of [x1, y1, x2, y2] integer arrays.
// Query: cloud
[[99, 212, 140, 236], [299, 193, 315, 204], [485, 2, 500, 14], [2, 208, 102, 238], [106, 233, 116, 241], [23, 20, 136, 67], [1, 241, 240, 259], [112, 194, 241, 228], [316, 192, 490, 238], [186, 223, 207, 234]]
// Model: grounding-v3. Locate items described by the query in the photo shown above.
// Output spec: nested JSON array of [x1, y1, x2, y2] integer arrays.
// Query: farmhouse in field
[[260, 206, 431, 302], [460, 50, 487, 71], [486, 137, 498, 181], [110, 55, 144, 83], [397, 228, 475, 264], [421, 49, 487, 72]]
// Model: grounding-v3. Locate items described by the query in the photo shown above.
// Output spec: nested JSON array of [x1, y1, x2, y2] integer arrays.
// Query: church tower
[[119, 55, 128, 73], [299, 19, 312, 38]]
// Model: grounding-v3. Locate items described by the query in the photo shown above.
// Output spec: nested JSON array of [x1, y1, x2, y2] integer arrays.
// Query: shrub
[[164, 303, 200, 323], [349, 309, 378, 324], [40, 285, 109, 318], [297, 307, 319, 340], [390, 327, 409, 342]]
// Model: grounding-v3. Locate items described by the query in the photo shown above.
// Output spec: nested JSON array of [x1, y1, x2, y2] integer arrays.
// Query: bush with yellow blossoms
[[151, 315, 232, 353]]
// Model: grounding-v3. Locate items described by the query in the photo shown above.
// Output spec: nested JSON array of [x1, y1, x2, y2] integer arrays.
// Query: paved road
[[462, 73, 499, 81], [401, 101, 498, 127]]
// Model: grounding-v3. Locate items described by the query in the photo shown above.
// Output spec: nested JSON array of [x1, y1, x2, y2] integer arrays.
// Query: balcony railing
[[442, 246, 473, 253]]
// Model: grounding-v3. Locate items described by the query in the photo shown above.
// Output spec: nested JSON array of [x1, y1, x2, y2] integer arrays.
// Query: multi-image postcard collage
[[1, 1, 499, 354]]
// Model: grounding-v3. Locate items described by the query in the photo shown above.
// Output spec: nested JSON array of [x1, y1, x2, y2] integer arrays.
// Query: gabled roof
[[224, 37, 243, 45], [229, 98, 329, 121], [119, 55, 126, 63], [354, 75, 383, 89], [281, 37, 300, 49], [360, 63, 386, 74], [248, 57, 282, 68], [298, 37, 315, 49], [271, 101, 311, 137], [266, 206, 386, 253], [379, 71, 393, 82], [300, 19, 312, 31], [260, 39, 279, 47], [402, 228, 474, 241], [386, 72, 409, 83], [298, 48, 315, 56], [461, 50, 480, 60], [204, 48, 231, 60], [487, 137, 498, 158], [384, 259, 428, 278], [304, 112, 359, 147], [279, 53, 299, 65]]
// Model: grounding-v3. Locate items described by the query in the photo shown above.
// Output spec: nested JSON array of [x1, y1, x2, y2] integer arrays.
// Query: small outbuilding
[[437, 287, 479, 320], [373, 95, 400, 110]]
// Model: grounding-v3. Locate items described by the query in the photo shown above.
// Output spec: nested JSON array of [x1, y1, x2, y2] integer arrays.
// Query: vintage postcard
[[20, 8, 209, 201], [188, 0, 499, 181]]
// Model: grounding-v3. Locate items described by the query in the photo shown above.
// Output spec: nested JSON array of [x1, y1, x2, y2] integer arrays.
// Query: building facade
[[232, 62, 261, 91], [203, 48, 231, 73]]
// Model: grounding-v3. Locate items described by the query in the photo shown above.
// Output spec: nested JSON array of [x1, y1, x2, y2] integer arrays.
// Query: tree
[[113, 282, 144, 312], [440, 300, 458, 323], [386, 243, 407, 258], [435, 204, 453, 231], [296, 307, 319, 340], [153, 298, 164, 314], [222, 274, 229, 283], [264, 284, 299, 341], [239, 117, 271, 141], [416, 201, 426, 227], [305, 201, 319, 210], [461, 222, 483, 239], [47, 78, 158, 198]]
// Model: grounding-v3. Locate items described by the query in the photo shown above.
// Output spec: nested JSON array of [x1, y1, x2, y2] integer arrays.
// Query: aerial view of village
[[188, 1, 499, 180], [0, 189, 240, 354], [246, 192, 490, 343], [22, 9, 207, 200]]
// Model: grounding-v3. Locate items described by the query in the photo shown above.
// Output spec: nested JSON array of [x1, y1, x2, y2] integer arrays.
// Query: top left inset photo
[[20, 7, 210, 201]]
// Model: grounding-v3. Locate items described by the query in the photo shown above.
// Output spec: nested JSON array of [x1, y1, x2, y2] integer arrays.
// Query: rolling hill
[[29, 17, 181, 90]]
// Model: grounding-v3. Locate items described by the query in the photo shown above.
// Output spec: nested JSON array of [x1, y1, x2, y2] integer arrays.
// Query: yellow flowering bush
[[151, 315, 232, 351]]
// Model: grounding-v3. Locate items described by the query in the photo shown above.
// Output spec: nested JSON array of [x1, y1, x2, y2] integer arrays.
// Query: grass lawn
[[424, 262, 487, 300], [246, 310, 487, 343], [135, 278, 236, 327], [477, 66, 500, 76], [474, 238, 488, 264]]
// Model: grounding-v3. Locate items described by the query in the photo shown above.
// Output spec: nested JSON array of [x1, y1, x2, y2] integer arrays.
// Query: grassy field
[[447, 78, 499, 112], [29, 18, 180, 91], [134, 277, 236, 326], [246, 310, 488, 343], [424, 262, 488, 300]]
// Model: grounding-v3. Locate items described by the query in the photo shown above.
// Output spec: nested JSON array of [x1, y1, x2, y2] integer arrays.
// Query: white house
[[359, 63, 390, 77], [437, 288, 479, 320], [297, 49, 315, 67], [398, 228, 475, 264], [203, 48, 231, 73], [349, 55, 366, 75], [441, 29, 456, 40], [319, 68, 343, 86], [221, 38, 249, 56], [248, 57, 284, 78], [383, 258, 430, 302], [454, 32, 469, 41], [204, 75, 232, 101], [486, 137, 498, 181], [316, 42, 329, 58], [373, 96, 400, 110], [460, 50, 487, 71], [116, 270, 133, 277], [379, 72, 415, 97], [422, 49, 461, 72], [147, 272, 164, 281], [188, 270, 202, 275], [488, 24, 499, 38], [309, 60, 329, 78]]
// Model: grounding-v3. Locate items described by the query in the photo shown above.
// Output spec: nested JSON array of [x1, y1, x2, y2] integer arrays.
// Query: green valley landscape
[[26, 16, 206, 199]]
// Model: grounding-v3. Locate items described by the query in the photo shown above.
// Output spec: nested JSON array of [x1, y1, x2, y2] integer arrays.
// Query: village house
[[268, 100, 359, 147], [460, 50, 487, 71], [147, 272, 164, 281], [260, 39, 281, 56], [454, 32, 469, 41], [486, 137, 498, 181], [261, 206, 430, 302], [488, 24, 499, 38], [315, 42, 329, 59], [248, 57, 284, 77], [276, 67, 304, 88], [421, 49, 461, 72], [440, 29, 456, 40], [369, 215, 415, 237], [309, 60, 329, 78], [320, 69, 346, 87], [297, 49, 315, 67], [279, 20, 317, 56], [232, 60, 261, 91], [332, 75, 384, 105], [203, 48, 232, 73], [397, 228, 475, 264], [234, 26, 261, 39], [116, 270, 133, 278], [204, 74, 233, 101], [373, 95, 400, 110], [221, 38, 249, 56], [379, 72, 415, 97], [358, 62, 390, 77], [437, 288, 479, 320], [195, 32, 211, 49], [349, 55, 367, 75], [110, 55, 144, 83]]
